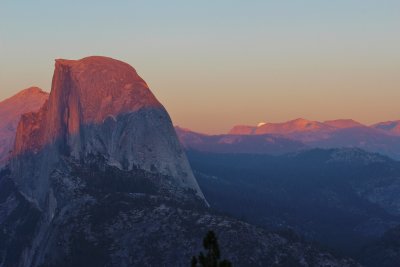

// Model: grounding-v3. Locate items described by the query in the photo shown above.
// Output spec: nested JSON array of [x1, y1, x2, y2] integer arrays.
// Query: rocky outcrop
[[0, 87, 48, 165], [14, 57, 159, 155], [11, 56, 204, 206]]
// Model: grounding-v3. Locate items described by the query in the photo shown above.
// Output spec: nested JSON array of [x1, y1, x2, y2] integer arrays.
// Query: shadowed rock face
[[14, 56, 160, 156], [0, 87, 48, 165], [11, 56, 205, 205]]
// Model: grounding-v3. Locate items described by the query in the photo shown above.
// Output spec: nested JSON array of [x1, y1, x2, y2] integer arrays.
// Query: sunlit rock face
[[0, 87, 48, 165], [12, 56, 205, 205], [14, 56, 160, 155]]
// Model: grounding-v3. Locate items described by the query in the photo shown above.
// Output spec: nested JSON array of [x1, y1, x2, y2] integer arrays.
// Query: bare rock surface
[[0, 87, 48, 165], [12, 56, 204, 204]]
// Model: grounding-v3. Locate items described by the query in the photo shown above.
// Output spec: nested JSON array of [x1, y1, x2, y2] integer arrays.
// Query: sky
[[0, 1, 399, 134]]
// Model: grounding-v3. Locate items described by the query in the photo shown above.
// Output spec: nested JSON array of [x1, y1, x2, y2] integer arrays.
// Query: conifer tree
[[191, 231, 232, 267]]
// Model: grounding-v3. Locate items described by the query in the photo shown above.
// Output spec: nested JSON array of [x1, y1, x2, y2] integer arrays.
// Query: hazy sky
[[1, 1, 399, 134]]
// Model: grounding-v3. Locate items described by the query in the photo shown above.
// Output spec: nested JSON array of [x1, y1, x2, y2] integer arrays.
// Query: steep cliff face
[[12, 56, 204, 205], [14, 56, 160, 155], [0, 87, 48, 165]]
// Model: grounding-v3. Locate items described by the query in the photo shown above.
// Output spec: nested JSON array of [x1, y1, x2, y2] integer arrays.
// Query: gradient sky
[[1, 1, 399, 134]]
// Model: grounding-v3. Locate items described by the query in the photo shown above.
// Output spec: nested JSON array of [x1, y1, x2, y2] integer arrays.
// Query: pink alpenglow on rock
[[14, 56, 161, 155], [228, 118, 334, 136], [229, 118, 367, 136], [0, 87, 49, 165], [255, 118, 333, 135], [12, 56, 205, 204]]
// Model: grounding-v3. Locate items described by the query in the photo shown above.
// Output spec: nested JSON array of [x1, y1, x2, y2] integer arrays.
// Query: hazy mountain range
[[229, 118, 400, 136], [176, 118, 400, 159]]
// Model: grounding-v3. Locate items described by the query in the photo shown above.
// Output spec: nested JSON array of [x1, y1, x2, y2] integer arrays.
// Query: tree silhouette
[[191, 231, 232, 267]]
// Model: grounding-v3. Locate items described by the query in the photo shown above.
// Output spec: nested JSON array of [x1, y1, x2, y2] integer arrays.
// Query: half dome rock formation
[[0, 87, 49, 165], [14, 56, 160, 155], [11, 56, 205, 205]]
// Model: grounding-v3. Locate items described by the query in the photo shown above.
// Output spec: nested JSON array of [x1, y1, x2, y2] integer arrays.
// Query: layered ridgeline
[[0, 56, 358, 266], [188, 148, 400, 261], [176, 126, 307, 155], [177, 118, 400, 159], [0, 87, 48, 165], [373, 120, 400, 135]]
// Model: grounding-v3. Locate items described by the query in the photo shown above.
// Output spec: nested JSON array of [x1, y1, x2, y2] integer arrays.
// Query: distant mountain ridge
[[177, 118, 400, 159], [175, 126, 307, 155], [373, 120, 400, 135], [324, 119, 364, 129], [229, 118, 400, 136]]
